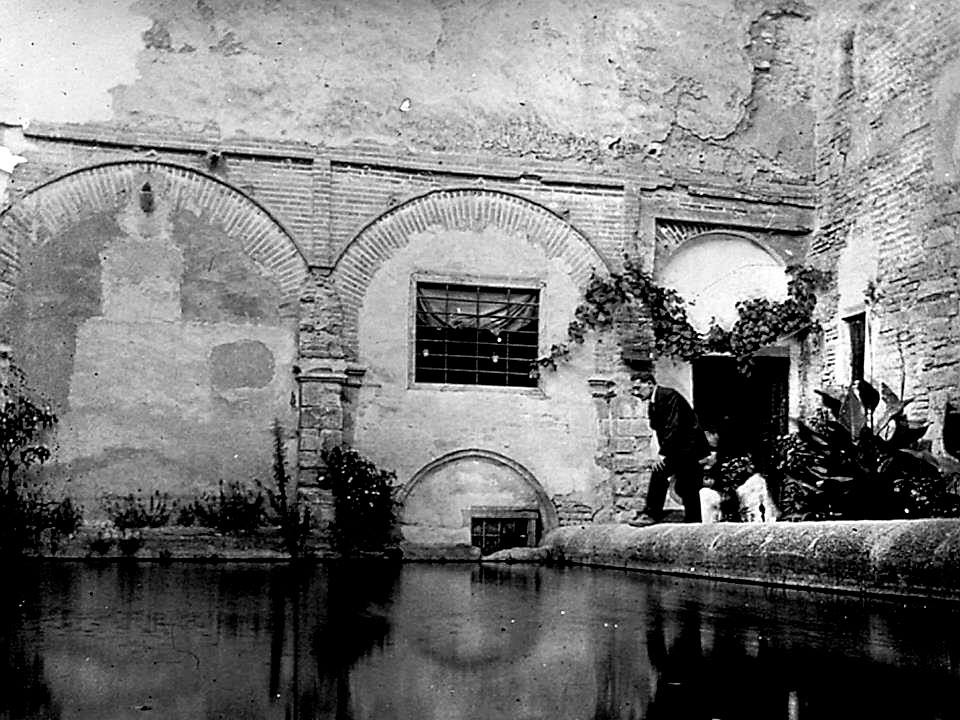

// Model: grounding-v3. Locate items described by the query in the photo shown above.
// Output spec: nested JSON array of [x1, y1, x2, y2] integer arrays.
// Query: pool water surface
[[2, 562, 959, 719]]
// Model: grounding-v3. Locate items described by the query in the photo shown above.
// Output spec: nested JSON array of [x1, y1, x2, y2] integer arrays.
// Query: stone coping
[[42, 526, 323, 561], [38, 526, 403, 562], [530, 520, 960, 601], [32, 521, 960, 603]]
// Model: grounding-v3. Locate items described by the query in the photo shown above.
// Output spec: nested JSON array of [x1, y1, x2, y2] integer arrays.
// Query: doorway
[[692, 354, 789, 470]]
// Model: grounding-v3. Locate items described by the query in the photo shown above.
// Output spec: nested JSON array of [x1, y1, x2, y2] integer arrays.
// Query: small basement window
[[415, 281, 539, 387], [469, 508, 539, 556]]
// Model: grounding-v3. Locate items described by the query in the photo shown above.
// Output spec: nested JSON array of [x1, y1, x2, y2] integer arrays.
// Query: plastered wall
[[0, 0, 830, 531], [3, 0, 816, 182], [353, 223, 604, 543], [2, 181, 298, 512]]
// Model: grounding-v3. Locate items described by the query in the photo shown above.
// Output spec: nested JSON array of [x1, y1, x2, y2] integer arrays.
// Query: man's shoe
[[628, 513, 659, 527]]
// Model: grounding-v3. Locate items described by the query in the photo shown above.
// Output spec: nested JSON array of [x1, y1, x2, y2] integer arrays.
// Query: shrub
[[0, 487, 84, 555], [176, 480, 267, 535], [260, 420, 312, 558], [117, 532, 143, 557], [0, 364, 57, 491], [88, 530, 115, 555], [772, 380, 960, 520], [102, 490, 173, 530], [0, 362, 83, 554], [322, 445, 398, 554]]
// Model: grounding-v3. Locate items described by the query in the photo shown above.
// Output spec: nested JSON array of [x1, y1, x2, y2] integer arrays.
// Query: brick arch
[[0, 160, 308, 304], [333, 188, 611, 355], [659, 229, 789, 332], [664, 229, 788, 267], [397, 448, 560, 534]]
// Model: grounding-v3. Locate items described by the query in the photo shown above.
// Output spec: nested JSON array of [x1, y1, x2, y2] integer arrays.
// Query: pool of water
[[3, 561, 959, 720]]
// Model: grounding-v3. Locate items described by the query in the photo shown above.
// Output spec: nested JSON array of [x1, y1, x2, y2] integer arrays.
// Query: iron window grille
[[415, 281, 539, 387], [469, 507, 539, 556], [470, 517, 532, 556]]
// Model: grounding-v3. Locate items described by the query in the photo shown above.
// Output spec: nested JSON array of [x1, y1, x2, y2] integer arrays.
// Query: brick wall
[[9, 127, 320, 262], [325, 160, 628, 269], [1, 125, 818, 526], [812, 0, 960, 445]]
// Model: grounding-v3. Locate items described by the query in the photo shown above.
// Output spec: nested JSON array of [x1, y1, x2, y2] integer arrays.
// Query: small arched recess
[[397, 448, 560, 550], [658, 230, 788, 333]]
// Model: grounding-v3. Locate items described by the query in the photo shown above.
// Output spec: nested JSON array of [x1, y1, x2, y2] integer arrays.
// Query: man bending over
[[629, 370, 709, 526]]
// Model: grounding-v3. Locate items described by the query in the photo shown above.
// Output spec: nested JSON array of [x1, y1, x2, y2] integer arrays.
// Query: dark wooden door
[[693, 354, 789, 469]]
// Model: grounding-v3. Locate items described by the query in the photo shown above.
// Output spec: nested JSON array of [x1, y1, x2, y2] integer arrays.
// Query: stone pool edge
[[31, 520, 960, 603], [521, 520, 960, 601]]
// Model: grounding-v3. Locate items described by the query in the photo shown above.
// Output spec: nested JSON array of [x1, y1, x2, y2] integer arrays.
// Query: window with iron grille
[[470, 517, 532, 556], [414, 281, 539, 387]]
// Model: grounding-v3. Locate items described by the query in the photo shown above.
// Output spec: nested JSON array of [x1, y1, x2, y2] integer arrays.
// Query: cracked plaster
[[2, 0, 815, 176]]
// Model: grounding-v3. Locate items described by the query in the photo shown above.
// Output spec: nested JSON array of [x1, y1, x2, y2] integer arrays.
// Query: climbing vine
[[535, 256, 828, 373]]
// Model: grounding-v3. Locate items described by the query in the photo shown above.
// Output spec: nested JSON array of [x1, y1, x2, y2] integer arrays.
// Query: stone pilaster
[[299, 270, 345, 360], [590, 373, 659, 523], [295, 265, 353, 541], [296, 363, 346, 533], [295, 360, 368, 537]]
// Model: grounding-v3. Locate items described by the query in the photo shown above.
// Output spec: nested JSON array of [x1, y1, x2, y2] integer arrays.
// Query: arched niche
[[0, 160, 307, 305], [397, 449, 559, 549], [658, 230, 787, 332], [0, 161, 307, 512]]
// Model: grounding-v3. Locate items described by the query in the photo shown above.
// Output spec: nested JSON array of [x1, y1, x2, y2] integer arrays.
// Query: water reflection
[[0, 563, 62, 719], [3, 562, 960, 719]]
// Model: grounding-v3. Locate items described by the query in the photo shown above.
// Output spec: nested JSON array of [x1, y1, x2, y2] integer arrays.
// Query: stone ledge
[[541, 520, 960, 601], [399, 542, 482, 562], [480, 546, 551, 563], [44, 527, 334, 561]]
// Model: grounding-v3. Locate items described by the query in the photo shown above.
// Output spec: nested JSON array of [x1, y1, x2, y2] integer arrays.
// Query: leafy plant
[[102, 490, 173, 530], [0, 364, 58, 492], [535, 256, 828, 373], [322, 445, 398, 554], [0, 362, 83, 554], [0, 489, 83, 555], [176, 480, 267, 535], [706, 455, 757, 521], [88, 531, 114, 555], [117, 531, 143, 556], [260, 419, 312, 558], [173, 499, 201, 527], [172, 422, 314, 558], [773, 380, 960, 520]]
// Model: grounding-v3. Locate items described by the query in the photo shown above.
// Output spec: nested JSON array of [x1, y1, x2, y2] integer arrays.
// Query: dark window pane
[[846, 313, 866, 382], [470, 516, 538, 555], [415, 281, 539, 387]]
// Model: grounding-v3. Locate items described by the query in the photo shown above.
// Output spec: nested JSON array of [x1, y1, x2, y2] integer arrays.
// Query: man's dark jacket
[[648, 386, 709, 461]]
